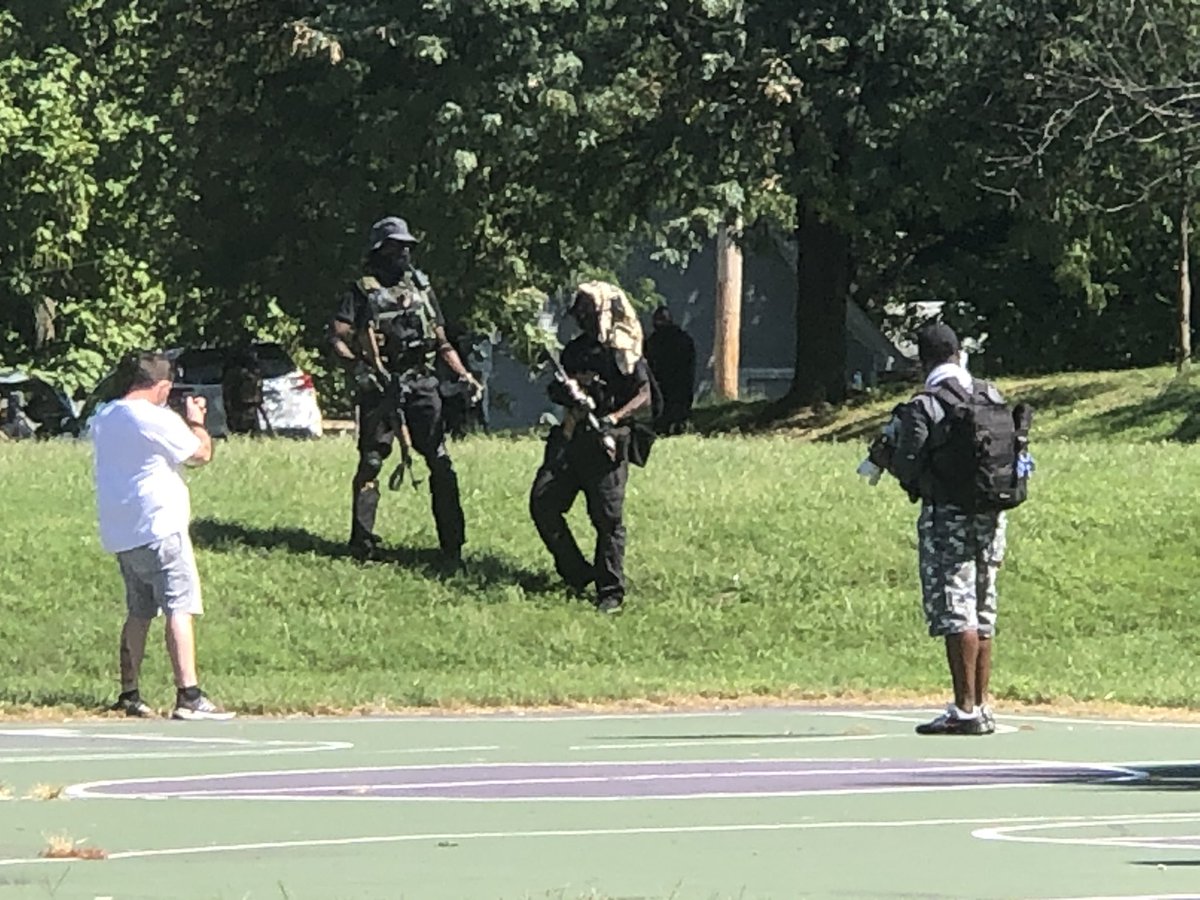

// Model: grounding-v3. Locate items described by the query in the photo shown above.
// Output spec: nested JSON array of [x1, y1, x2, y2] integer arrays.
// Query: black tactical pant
[[529, 428, 629, 605], [351, 376, 464, 556], [655, 394, 693, 435]]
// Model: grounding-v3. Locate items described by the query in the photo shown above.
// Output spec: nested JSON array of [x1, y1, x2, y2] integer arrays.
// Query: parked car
[[0, 370, 79, 440], [80, 343, 323, 439]]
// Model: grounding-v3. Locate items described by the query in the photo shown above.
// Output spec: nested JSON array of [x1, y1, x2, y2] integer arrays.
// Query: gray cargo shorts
[[116, 532, 204, 619], [917, 505, 1006, 638]]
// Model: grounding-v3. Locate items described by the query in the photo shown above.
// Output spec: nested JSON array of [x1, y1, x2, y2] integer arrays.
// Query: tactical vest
[[356, 273, 439, 374]]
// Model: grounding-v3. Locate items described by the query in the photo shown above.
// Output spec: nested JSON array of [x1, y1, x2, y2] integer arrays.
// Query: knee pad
[[428, 455, 455, 479], [355, 451, 384, 483]]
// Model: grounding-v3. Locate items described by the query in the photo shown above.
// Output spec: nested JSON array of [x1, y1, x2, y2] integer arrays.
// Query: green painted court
[[2, 706, 1200, 899]]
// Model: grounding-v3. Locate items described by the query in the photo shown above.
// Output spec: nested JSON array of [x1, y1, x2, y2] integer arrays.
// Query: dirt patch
[[24, 784, 66, 801], [39, 834, 106, 860]]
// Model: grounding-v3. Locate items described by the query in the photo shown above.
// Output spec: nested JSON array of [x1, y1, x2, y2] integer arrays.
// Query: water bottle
[[856, 458, 884, 485], [1016, 450, 1035, 479]]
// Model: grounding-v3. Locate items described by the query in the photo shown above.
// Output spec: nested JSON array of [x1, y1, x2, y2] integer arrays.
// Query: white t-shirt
[[91, 399, 202, 553]]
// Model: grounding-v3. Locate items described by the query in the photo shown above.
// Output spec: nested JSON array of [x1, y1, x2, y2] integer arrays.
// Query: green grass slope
[[2, 365, 1199, 715]]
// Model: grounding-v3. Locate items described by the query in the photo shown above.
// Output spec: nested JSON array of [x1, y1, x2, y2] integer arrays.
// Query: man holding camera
[[873, 322, 1019, 736], [530, 282, 653, 615], [329, 216, 482, 565], [90, 351, 232, 720]]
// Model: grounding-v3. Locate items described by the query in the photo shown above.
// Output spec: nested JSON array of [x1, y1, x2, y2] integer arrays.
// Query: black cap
[[916, 321, 960, 366], [367, 216, 419, 251]]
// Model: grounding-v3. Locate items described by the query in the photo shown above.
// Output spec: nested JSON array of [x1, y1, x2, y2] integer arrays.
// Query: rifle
[[538, 348, 617, 460], [256, 398, 276, 438], [362, 322, 421, 491]]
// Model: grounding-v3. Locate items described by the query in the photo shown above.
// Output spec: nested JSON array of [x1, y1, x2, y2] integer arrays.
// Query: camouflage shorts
[[917, 505, 1007, 638]]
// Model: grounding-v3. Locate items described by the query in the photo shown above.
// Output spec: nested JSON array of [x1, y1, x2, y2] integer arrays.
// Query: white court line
[[995, 714, 1200, 730], [1039, 896, 1200, 900], [0, 730, 263, 746], [0, 741, 353, 765], [65, 758, 1143, 802], [119, 761, 1128, 796], [0, 811, 1177, 869], [571, 734, 891, 750], [975, 813, 1200, 850], [74, 782, 1150, 804], [361, 745, 500, 755], [260, 711, 743, 724], [0, 743, 500, 766]]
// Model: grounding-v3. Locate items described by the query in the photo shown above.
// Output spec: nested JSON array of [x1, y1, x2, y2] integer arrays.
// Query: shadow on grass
[[191, 517, 557, 595], [1004, 379, 1114, 413], [1064, 375, 1200, 442], [691, 383, 915, 439], [819, 378, 1123, 444], [0, 690, 111, 711]]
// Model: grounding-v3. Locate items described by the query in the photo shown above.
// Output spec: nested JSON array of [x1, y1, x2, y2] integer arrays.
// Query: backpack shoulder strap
[[927, 378, 971, 410], [356, 275, 382, 296]]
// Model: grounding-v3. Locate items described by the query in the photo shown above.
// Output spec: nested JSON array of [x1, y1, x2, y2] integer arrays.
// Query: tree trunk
[[789, 202, 850, 405], [713, 221, 743, 400], [1178, 196, 1192, 372]]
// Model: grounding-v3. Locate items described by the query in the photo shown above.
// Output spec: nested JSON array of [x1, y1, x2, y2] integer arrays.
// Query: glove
[[867, 435, 893, 470], [461, 374, 484, 405], [563, 377, 595, 410], [354, 365, 383, 395]]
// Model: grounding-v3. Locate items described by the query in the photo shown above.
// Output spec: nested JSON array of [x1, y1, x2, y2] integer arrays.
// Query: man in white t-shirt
[[91, 351, 233, 721]]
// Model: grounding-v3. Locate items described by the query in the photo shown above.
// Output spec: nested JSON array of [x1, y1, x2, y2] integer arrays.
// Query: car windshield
[[174, 349, 225, 385], [253, 344, 297, 380], [173, 344, 297, 384]]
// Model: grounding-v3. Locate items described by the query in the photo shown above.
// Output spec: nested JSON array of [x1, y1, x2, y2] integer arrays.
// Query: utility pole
[[713, 220, 743, 400]]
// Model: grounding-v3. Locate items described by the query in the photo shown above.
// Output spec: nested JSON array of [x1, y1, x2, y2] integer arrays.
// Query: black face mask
[[571, 306, 600, 339], [370, 246, 412, 286]]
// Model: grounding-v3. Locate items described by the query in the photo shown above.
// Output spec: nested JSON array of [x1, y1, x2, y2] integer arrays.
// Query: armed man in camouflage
[[329, 216, 483, 565], [877, 322, 1008, 735]]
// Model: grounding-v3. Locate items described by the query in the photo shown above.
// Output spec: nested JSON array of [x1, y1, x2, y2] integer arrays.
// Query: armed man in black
[[530, 282, 653, 614], [329, 216, 482, 564]]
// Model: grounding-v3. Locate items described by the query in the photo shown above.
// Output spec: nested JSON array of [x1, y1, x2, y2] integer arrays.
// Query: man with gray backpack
[[870, 322, 1033, 735]]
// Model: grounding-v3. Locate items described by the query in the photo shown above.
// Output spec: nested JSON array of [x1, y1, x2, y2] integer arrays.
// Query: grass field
[[3, 364, 1200, 716]]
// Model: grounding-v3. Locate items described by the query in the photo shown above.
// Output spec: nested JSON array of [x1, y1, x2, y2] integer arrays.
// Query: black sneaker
[[110, 692, 154, 718], [349, 533, 383, 561], [172, 691, 235, 721], [915, 705, 988, 736], [436, 547, 466, 574], [595, 597, 624, 615]]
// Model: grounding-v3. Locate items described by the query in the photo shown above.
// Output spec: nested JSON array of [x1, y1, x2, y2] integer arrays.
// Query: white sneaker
[[172, 691, 235, 721]]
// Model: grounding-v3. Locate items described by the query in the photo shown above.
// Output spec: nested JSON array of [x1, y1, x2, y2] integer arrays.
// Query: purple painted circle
[[77, 759, 1142, 801]]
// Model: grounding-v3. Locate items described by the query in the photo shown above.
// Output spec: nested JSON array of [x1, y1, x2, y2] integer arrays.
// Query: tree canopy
[[0, 0, 1195, 402]]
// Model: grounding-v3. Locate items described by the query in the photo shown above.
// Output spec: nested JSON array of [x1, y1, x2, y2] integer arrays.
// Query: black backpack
[[928, 379, 1033, 512], [626, 359, 664, 468]]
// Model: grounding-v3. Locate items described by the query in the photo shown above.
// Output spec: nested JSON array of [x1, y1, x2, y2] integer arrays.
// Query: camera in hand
[[167, 387, 195, 419]]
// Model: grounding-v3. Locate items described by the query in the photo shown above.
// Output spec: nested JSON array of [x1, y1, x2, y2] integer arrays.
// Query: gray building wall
[[482, 237, 904, 430]]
